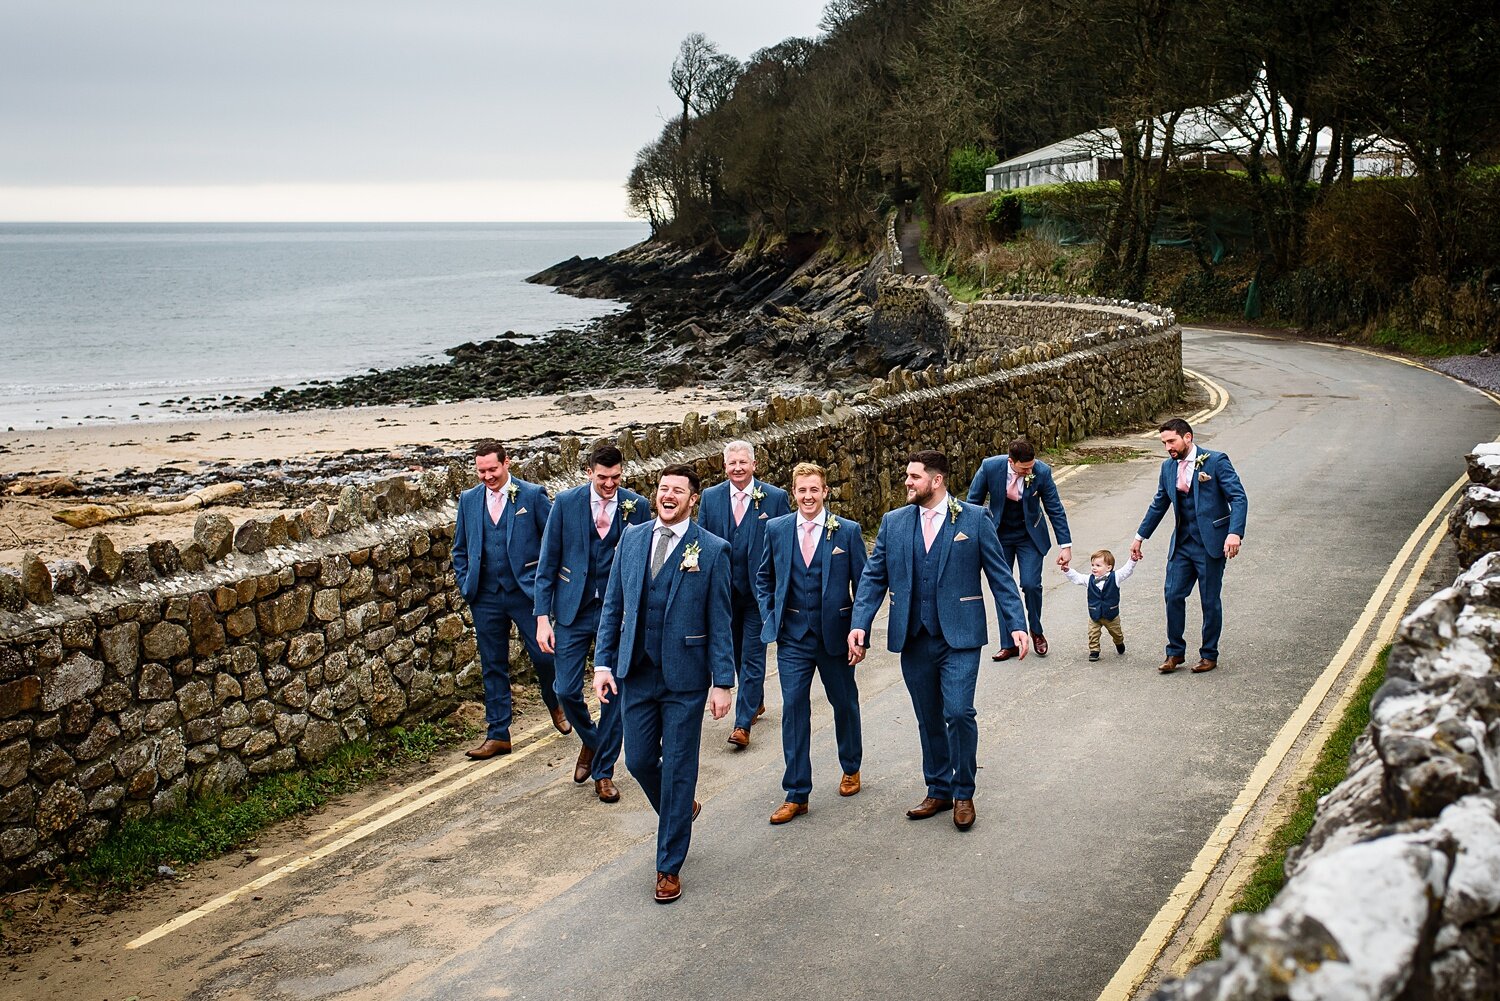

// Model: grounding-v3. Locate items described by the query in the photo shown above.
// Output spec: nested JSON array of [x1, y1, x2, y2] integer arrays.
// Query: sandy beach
[[0, 385, 749, 568]]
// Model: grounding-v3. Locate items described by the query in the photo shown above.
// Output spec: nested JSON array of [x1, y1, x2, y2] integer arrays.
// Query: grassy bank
[[1198, 647, 1389, 961], [65, 716, 478, 896]]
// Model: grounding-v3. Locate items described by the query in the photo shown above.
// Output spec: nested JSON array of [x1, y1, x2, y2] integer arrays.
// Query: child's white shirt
[[1064, 559, 1139, 589]]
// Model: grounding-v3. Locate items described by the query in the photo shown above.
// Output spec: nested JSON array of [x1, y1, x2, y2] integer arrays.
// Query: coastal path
[[7, 328, 1495, 1001]]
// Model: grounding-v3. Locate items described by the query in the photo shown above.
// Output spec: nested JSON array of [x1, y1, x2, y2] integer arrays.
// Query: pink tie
[[733, 492, 748, 526], [1007, 472, 1023, 502], [487, 489, 502, 525], [922, 509, 940, 552], [1177, 459, 1192, 493], [595, 499, 610, 538], [801, 521, 819, 566]]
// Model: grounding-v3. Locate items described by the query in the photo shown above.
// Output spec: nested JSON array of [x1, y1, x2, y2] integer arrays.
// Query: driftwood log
[[51, 482, 245, 529]]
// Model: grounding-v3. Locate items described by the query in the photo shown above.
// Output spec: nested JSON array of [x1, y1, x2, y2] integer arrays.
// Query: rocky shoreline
[[234, 237, 907, 413]]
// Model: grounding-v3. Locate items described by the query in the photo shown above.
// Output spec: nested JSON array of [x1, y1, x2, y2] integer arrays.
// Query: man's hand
[[1056, 546, 1072, 571], [1224, 533, 1242, 559], [1011, 631, 1030, 659], [707, 687, 732, 720], [593, 669, 618, 704], [848, 628, 867, 663], [536, 616, 555, 654], [1130, 538, 1145, 562]]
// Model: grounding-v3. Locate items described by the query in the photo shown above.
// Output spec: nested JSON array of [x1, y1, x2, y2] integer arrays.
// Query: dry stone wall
[[1150, 444, 1500, 1001], [0, 248, 1182, 888]]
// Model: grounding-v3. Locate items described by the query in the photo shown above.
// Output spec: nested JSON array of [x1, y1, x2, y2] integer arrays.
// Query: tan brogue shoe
[[573, 744, 595, 784], [905, 796, 954, 819], [549, 704, 572, 735], [1192, 658, 1218, 673], [953, 799, 976, 831], [595, 778, 620, 803], [465, 738, 511, 759], [654, 872, 681, 903], [838, 772, 861, 797], [1159, 655, 1185, 674], [727, 727, 750, 749], [769, 801, 808, 825]]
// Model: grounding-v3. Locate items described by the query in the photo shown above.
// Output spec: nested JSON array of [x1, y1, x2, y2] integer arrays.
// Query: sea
[[0, 221, 650, 431]]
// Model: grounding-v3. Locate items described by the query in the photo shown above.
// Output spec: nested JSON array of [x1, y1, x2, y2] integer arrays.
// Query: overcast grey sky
[[0, 1, 829, 221]]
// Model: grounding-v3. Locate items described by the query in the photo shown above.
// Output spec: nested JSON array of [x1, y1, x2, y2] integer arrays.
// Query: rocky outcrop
[[1152, 477, 1500, 1001], [1450, 443, 1500, 566]]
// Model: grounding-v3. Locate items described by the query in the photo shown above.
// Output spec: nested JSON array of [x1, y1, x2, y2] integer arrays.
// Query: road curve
[[19, 329, 1497, 1001]]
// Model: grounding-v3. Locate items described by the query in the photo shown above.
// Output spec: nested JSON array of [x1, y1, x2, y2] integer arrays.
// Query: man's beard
[[907, 483, 935, 506]]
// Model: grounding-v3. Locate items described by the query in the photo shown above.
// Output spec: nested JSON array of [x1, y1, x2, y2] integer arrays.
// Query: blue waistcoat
[[784, 547, 824, 642], [998, 495, 1027, 540], [633, 550, 673, 669], [1086, 572, 1121, 621], [909, 515, 943, 638], [727, 513, 754, 594], [1176, 482, 1201, 544], [585, 517, 623, 604], [479, 505, 519, 594]]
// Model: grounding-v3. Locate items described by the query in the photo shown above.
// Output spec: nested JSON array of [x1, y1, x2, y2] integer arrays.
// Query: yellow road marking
[[1140, 368, 1229, 438], [1172, 508, 1454, 972], [1094, 475, 1468, 1001], [126, 729, 567, 950]]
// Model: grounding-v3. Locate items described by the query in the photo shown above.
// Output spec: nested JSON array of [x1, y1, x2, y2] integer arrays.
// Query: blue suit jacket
[[698, 478, 791, 581], [533, 483, 651, 626], [594, 520, 736, 693], [451, 478, 552, 604], [755, 512, 867, 656], [852, 500, 1025, 652], [1137, 448, 1249, 559], [966, 456, 1072, 553]]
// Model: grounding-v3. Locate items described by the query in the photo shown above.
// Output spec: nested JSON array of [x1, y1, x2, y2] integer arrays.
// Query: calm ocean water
[[0, 221, 649, 430]]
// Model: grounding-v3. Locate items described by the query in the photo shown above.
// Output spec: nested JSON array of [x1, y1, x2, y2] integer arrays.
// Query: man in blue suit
[[594, 464, 734, 904], [1132, 418, 1249, 675], [967, 438, 1072, 660], [697, 441, 790, 749], [534, 445, 651, 803], [756, 461, 867, 824], [850, 450, 1030, 832], [451, 440, 559, 759]]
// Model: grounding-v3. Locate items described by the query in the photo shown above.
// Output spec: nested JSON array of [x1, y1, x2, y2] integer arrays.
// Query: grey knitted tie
[[650, 528, 673, 579]]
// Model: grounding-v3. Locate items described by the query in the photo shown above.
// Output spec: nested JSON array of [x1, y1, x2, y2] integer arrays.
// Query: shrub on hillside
[[948, 146, 998, 195]]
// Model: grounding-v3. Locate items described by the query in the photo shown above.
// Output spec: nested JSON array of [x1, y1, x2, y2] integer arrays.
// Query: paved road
[[34, 330, 1497, 1001]]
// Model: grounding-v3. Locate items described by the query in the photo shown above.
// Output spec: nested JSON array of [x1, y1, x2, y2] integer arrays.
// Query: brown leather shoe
[[727, 727, 750, 749], [769, 801, 808, 825], [654, 871, 681, 904], [1192, 658, 1218, 673], [906, 796, 954, 819], [549, 704, 572, 735], [992, 647, 1020, 662], [573, 744, 595, 784], [755, 704, 767, 722], [466, 738, 511, 759], [953, 799, 976, 831], [839, 772, 861, 797], [692, 800, 701, 822], [1159, 655, 1185, 674], [1031, 633, 1049, 656], [595, 778, 620, 802]]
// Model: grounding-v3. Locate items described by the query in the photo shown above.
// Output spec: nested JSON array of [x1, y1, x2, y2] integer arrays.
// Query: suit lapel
[[818, 516, 832, 585], [933, 502, 957, 580], [892, 506, 915, 590], [777, 519, 795, 595], [665, 522, 697, 613]]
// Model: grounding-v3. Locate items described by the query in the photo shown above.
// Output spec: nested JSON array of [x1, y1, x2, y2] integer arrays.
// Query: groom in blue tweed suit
[[697, 440, 790, 749], [850, 450, 1030, 832], [451, 440, 558, 759], [1133, 418, 1248, 675], [593, 464, 734, 904], [756, 461, 867, 824]]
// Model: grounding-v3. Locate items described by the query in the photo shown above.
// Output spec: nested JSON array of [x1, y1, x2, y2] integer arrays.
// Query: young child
[[1061, 548, 1140, 661]]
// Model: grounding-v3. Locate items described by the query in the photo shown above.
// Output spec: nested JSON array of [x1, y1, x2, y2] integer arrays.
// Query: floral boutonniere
[[751, 485, 766, 509], [947, 495, 963, 525], [1023, 472, 1036, 490], [680, 540, 701, 571], [619, 497, 637, 518], [824, 513, 840, 541], [505, 481, 519, 504], [1194, 452, 1209, 470]]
